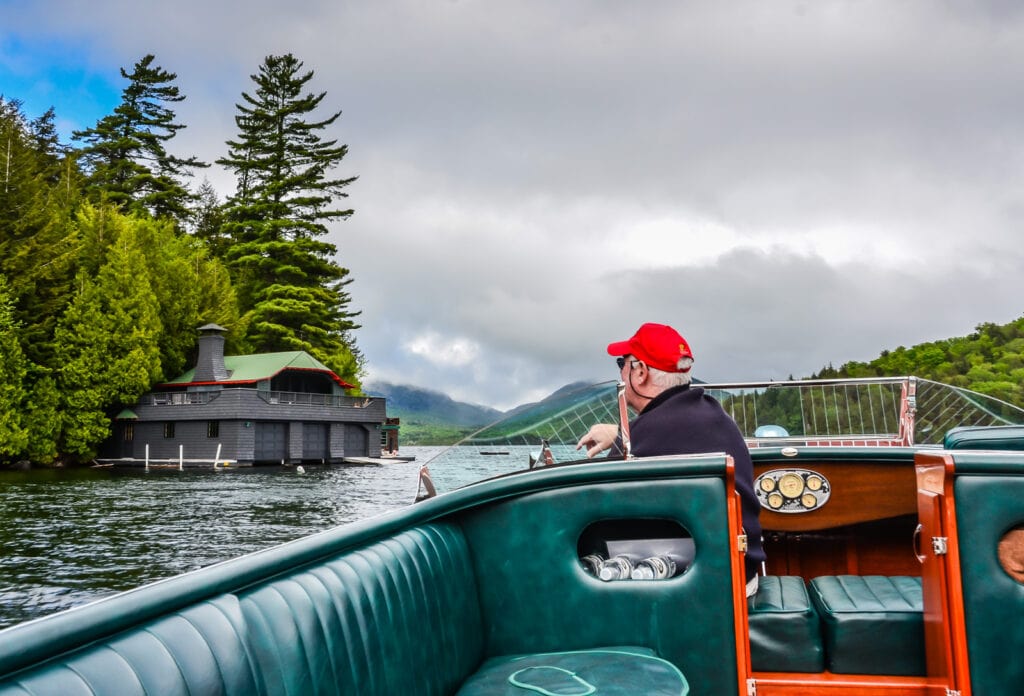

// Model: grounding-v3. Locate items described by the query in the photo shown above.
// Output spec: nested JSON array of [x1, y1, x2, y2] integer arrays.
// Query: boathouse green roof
[[162, 351, 352, 388]]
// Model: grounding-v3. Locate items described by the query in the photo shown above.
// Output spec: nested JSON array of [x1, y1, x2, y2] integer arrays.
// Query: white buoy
[[296, 465, 306, 475]]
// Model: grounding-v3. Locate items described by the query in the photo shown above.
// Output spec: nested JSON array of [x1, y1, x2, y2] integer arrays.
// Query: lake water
[[0, 447, 447, 629]]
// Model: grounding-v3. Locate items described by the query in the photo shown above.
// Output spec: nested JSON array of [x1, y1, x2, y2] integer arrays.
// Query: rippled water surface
[[0, 448, 451, 628]]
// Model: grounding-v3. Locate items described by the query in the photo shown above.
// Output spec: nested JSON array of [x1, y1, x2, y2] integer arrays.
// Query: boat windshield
[[418, 376, 1024, 495]]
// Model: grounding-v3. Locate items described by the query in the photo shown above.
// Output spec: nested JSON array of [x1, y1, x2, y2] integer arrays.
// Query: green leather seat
[[748, 575, 824, 673], [0, 595, 259, 695], [457, 647, 689, 695], [808, 575, 924, 676], [0, 523, 484, 696], [944, 425, 1024, 451]]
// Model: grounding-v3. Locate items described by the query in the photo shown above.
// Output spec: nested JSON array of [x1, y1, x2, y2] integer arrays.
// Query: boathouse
[[104, 324, 387, 466]]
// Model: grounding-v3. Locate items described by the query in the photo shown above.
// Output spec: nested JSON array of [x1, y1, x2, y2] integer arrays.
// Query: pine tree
[[0, 98, 81, 368], [190, 178, 230, 256], [217, 53, 362, 387], [55, 274, 112, 458], [23, 368, 60, 464], [73, 54, 207, 222], [132, 213, 239, 378], [0, 275, 29, 458], [55, 221, 163, 460]]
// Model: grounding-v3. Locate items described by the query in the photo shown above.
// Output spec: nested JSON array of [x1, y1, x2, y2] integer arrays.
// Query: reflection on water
[[0, 449, 444, 628]]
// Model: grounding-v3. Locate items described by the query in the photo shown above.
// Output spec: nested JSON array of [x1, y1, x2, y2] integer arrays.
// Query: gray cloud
[[8, 1, 1024, 408]]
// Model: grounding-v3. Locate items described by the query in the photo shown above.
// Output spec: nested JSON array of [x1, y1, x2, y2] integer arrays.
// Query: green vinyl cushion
[[456, 647, 688, 696], [0, 595, 259, 696], [944, 426, 1024, 451], [808, 575, 924, 676], [0, 523, 482, 696], [237, 523, 482, 696], [748, 576, 824, 673]]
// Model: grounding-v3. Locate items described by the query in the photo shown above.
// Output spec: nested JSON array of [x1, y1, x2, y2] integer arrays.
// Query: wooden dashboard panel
[[754, 461, 918, 531]]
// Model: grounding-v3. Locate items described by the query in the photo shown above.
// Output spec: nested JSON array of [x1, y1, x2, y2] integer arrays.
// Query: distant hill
[[500, 380, 596, 419], [364, 381, 504, 445], [820, 315, 1024, 407]]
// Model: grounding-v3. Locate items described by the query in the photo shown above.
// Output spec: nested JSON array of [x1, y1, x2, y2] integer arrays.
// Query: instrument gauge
[[806, 475, 823, 491], [759, 477, 776, 492], [778, 473, 805, 498], [767, 492, 784, 509], [801, 493, 817, 509]]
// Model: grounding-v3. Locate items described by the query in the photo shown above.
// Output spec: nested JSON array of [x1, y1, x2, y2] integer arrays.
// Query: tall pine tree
[[55, 217, 163, 460], [217, 53, 362, 387], [73, 54, 207, 223], [0, 97, 81, 369], [0, 275, 29, 458]]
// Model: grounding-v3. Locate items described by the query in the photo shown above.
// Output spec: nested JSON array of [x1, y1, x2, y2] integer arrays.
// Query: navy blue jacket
[[613, 384, 766, 581]]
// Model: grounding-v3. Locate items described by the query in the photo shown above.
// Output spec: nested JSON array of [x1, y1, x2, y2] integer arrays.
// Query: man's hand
[[576, 423, 618, 458]]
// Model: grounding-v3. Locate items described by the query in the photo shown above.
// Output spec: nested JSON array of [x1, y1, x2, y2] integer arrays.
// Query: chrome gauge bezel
[[754, 468, 831, 514]]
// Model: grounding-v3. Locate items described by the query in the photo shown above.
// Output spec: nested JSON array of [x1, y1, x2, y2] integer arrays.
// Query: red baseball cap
[[607, 323, 693, 373]]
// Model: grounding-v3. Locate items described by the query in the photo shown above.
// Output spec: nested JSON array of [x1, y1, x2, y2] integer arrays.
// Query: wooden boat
[[2, 376, 1024, 695]]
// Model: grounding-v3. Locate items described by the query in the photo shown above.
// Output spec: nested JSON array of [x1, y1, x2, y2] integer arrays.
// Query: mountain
[[363, 381, 504, 445], [499, 380, 596, 419]]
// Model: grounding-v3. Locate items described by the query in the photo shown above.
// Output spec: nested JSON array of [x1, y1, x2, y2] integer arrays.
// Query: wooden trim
[[915, 451, 973, 696], [751, 671, 941, 695], [727, 455, 753, 695]]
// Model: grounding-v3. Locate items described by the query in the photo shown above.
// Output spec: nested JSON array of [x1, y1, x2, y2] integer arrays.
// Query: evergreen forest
[[814, 316, 1024, 407], [0, 53, 362, 465]]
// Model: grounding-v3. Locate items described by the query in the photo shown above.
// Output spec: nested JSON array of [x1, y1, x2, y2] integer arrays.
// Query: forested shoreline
[[0, 53, 362, 465]]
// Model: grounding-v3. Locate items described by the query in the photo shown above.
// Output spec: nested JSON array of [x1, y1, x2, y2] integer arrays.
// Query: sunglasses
[[616, 357, 641, 370]]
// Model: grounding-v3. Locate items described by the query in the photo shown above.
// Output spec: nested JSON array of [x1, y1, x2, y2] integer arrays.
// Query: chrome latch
[[946, 689, 961, 696], [737, 534, 748, 553], [746, 678, 757, 696], [932, 537, 949, 555]]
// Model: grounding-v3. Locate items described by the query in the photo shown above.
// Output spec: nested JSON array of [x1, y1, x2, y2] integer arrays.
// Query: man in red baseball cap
[[576, 322, 765, 595]]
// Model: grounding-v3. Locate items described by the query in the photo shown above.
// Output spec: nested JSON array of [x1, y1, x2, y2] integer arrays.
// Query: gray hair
[[647, 357, 694, 389]]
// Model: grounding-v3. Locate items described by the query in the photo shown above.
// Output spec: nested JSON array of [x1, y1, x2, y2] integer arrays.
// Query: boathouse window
[[123, 423, 134, 441], [163, 422, 175, 439], [207, 421, 219, 438]]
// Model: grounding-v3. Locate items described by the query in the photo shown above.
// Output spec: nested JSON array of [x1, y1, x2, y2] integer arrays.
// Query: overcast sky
[[3, 1, 1024, 410]]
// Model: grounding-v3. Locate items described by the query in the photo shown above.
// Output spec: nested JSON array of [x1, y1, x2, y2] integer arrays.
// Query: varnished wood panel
[[751, 672, 938, 695], [756, 462, 917, 531], [762, 516, 921, 578]]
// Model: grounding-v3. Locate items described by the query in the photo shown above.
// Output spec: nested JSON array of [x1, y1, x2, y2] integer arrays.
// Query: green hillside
[[816, 316, 1024, 407]]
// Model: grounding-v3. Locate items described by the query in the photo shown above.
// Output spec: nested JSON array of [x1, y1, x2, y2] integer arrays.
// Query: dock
[[342, 455, 416, 466], [94, 458, 241, 469]]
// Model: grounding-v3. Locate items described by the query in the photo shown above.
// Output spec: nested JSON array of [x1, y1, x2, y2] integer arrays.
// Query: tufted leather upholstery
[[748, 575, 824, 673], [238, 524, 482, 696], [944, 425, 1024, 451], [2, 595, 259, 695], [808, 575, 924, 676], [0, 523, 483, 696]]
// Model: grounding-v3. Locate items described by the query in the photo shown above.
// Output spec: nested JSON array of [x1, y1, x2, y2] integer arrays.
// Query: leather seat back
[[0, 523, 483, 696]]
